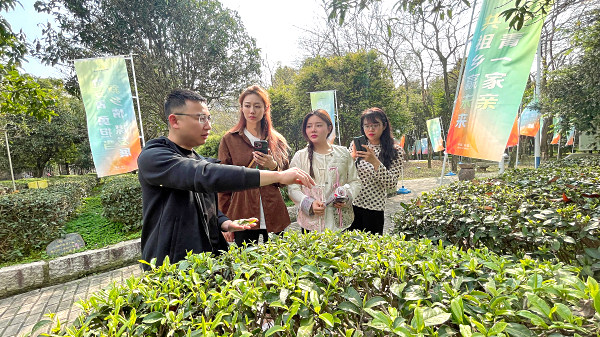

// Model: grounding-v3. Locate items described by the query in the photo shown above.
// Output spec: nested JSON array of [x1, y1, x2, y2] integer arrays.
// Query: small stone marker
[[46, 233, 86, 257]]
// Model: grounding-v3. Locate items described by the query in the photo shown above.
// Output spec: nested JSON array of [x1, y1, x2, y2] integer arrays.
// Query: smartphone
[[353, 135, 367, 152], [253, 140, 269, 154]]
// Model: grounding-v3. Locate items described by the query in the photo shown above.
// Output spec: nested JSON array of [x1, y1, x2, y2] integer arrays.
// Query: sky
[[5, 0, 327, 79]]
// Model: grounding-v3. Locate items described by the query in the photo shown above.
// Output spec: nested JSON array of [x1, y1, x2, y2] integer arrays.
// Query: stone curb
[[0, 206, 298, 299], [0, 238, 141, 299]]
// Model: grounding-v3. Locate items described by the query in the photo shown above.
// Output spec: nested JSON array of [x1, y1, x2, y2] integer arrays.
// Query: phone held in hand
[[253, 140, 269, 154], [353, 135, 367, 151]]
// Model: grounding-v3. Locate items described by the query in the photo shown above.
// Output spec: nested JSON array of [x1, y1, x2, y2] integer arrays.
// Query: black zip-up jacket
[[137, 137, 260, 269]]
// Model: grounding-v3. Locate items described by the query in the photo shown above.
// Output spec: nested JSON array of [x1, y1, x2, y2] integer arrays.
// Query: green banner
[[426, 117, 445, 152], [446, 0, 547, 161], [310, 90, 337, 142], [75, 56, 141, 177]]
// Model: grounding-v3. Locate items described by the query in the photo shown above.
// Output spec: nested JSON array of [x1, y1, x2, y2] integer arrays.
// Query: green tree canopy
[[269, 50, 408, 151], [545, 9, 600, 136], [34, 0, 262, 138]]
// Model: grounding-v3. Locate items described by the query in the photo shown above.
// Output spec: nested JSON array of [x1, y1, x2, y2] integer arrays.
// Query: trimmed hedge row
[[0, 175, 98, 263], [392, 156, 600, 278], [99, 173, 143, 232], [35, 231, 600, 336]]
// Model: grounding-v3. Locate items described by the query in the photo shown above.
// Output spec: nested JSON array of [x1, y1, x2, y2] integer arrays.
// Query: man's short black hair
[[164, 89, 207, 120]]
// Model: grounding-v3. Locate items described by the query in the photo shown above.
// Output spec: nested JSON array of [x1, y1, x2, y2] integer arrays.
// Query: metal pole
[[440, 0, 478, 186], [534, 44, 542, 168], [3, 129, 16, 191], [126, 53, 146, 147], [334, 90, 341, 145]]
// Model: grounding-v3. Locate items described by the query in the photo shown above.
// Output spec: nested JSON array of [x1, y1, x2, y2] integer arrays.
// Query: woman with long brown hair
[[218, 85, 290, 245], [288, 109, 361, 232]]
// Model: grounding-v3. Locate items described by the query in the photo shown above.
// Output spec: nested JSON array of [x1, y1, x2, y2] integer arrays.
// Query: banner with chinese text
[[426, 117, 445, 152], [310, 90, 337, 142], [519, 106, 541, 136], [75, 57, 141, 177], [446, 0, 546, 161]]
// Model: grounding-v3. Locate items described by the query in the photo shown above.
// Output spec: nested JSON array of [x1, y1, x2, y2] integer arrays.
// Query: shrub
[[196, 131, 224, 158], [35, 231, 600, 336], [0, 175, 97, 264], [99, 173, 142, 232], [392, 156, 600, 278]]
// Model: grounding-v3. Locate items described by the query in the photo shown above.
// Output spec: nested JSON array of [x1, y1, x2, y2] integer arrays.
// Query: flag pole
[[440, 0, 478, 186], [125, 53, 146, 147]]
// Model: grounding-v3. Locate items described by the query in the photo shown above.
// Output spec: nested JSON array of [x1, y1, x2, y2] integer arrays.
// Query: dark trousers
[[348, 205, 385, 235], [234, 229, 281, 246]]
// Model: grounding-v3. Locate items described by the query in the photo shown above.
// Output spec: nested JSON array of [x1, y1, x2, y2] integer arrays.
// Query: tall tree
[[34, 0, 262, 138], [545, 8, 600, 139], [270, 50, 407, 151], [1, 78, 88, 177]]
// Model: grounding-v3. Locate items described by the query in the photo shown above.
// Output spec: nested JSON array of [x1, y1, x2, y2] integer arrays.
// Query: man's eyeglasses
[[173, 113, 212, 125], [363, 122, 383, 130]]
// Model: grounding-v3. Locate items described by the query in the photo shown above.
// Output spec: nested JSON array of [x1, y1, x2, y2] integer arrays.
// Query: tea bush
[[99, 173, 143, 232], [0, 175, 97, 263], [392, 156, 600, 278], [34, 231, 599, 336]]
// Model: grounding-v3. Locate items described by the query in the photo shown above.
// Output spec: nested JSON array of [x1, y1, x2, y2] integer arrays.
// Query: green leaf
[[411, 306, 425, 332], [517, 310, 548, 328], [459, 324, 472, 337], [297, 317, 314, 337], [553, 303, 573, 322], [265, 325, 286, 337], [593, 290, 600, 315], [319, 313, 335, 327], [584, 247, 600, 260], [451, 297, 465, 324], [338, 301, 360, 315], [526, 293, 551, 318], [364, 296, 387, 309], [142, 312, 165, 324], [487, 321, 508, 336], [504, 323, 534, 337]]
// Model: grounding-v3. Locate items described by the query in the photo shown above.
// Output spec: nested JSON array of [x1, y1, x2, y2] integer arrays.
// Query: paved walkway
[[0, 175, 467, 337]]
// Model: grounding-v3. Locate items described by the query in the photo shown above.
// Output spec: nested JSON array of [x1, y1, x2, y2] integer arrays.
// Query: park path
[[0, 175, 465, 337]]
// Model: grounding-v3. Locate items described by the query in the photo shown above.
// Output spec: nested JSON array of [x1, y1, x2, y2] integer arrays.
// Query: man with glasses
[[137, 89, 314, 270]]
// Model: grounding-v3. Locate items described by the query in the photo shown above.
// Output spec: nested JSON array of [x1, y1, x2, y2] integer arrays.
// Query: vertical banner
[[416, 139, 422, 155], [550, 117, 561, 145], [421, 138, 429, 155], [310, 90, 337, 142], [399, 135, 406, 148], [75, 57, 142, 177], [506, 115, 519, 147], [565, 127, 575, 146], [519, 105, 541, 136], [426, 117, 445, 152], [446, 0, 546, 161]]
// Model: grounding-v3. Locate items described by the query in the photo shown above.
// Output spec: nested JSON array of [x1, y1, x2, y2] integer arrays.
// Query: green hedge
[[34, 231, 600, 336], [392, 156, 600, 278], [0, 175, 97, 263], [99, 173, 143, 232]]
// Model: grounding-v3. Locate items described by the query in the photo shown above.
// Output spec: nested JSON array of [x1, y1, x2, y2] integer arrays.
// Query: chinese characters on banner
[[426, 117, 445, 152], [519, 106, 541, 137], [74, 57, 142, 177], [309, 90, 337, 143], [446, 0, 546, 161]]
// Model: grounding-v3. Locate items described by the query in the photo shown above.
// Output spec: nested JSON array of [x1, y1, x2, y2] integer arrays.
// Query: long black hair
[[360, 107, 398, 169]]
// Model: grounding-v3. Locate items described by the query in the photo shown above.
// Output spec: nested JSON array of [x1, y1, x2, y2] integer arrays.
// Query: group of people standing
[[137, 85, 403, 269]]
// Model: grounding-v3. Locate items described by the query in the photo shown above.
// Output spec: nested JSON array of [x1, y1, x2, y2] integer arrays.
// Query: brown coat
[[218, 130, 290, 233]]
